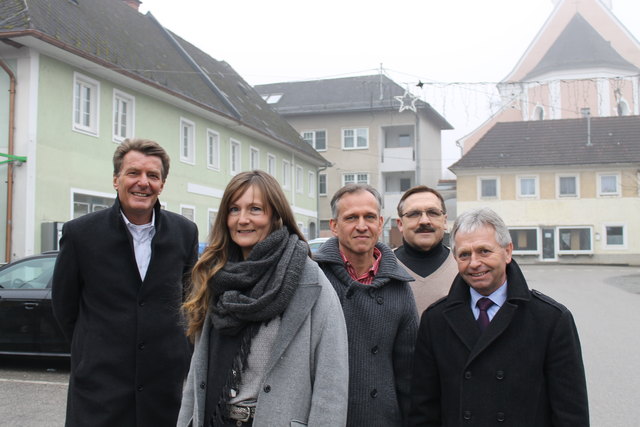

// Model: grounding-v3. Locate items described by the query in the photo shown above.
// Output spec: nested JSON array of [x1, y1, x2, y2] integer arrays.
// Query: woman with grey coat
[[178, 171, 349, 427]]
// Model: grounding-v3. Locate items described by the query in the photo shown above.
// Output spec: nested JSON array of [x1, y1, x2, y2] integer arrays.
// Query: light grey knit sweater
[[314, 238, 418, 427]]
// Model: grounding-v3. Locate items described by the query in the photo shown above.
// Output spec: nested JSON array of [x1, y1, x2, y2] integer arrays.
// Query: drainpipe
[[1, 60, 16, 263]]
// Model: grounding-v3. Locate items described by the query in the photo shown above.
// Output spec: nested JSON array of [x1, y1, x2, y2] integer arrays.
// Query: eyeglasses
[[400, 209, 444, 221]]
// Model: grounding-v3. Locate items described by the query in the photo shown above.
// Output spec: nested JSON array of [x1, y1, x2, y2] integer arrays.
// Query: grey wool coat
[[177, 258, 349, 427], [52, 198, 199, 427], [314, 238, 419, 427]]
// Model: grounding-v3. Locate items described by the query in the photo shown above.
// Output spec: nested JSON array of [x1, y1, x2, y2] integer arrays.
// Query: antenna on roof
[[581, 108, 592, 146]]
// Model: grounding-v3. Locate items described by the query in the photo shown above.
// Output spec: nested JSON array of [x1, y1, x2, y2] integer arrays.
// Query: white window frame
[[557, 226, 593, 255], [318, 173, 327, 196], [296, 165, 304, 193], [72, 72, 100, 136], [112, 89, 135, 143], [230, 139, 241, 175], [508, 227, 540, 255], [180, 204, 196, 223], [556, 173, 580, 198], [602, 224, 626, 249], [342, 172, 370, 186], [267, 153, 276, 177], [179, 118, 196, 164], [71, 189, 115, 219], [250, 146, 260, 170], [302, 130, 327, 151], [478, 176, 499, 200], [308, 171, 316, 197], [342, 127, 369, 150], [516, 175, 539, 199], [282, 159, 291, 189], [206, 129, 220, 170], [597, 172, 621, 197]]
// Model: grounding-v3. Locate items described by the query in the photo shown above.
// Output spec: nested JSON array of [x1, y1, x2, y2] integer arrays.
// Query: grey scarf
[[209, 227, 308, 335]]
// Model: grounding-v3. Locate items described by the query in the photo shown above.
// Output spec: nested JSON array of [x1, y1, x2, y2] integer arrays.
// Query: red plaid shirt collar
[[340, 247, 382, 285]]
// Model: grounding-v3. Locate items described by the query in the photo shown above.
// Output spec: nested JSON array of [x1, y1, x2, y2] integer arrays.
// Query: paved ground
[[521, 264, 640, 426], [1, 264, 639, 426]]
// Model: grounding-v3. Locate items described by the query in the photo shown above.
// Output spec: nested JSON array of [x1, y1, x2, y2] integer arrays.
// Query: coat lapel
[[466, 301, 518, 364], [265, 262, 321, 374], [443, 302, 480, 352]]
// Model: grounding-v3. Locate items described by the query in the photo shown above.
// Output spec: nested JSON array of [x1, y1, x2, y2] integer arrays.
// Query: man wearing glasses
[[395, 185, 458, 315]]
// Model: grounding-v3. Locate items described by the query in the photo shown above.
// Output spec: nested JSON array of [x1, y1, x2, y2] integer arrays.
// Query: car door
[[0, 255, 66, 355]]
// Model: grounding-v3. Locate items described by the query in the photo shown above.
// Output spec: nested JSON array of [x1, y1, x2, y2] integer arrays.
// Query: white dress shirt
[[121, 210, 156, 280], [470, 280, 508, 322]]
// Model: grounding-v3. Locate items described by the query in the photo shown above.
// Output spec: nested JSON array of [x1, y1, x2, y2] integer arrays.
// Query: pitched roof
[[255, 75, 452, 130], [525, 13, 639, 80], [0, 0, 326, 164], [450, 115, 640, 171]]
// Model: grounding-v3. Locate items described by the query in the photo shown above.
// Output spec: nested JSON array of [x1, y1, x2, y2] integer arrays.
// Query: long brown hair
[[183, 170, 307, 339]]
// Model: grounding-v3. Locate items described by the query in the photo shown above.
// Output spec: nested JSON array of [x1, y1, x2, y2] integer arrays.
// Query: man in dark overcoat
[[52, 138, 199, 427], [409, 207, 589, 426]]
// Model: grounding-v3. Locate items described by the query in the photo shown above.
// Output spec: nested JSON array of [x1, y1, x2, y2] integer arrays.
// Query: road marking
[[0, 378, 67, 386]]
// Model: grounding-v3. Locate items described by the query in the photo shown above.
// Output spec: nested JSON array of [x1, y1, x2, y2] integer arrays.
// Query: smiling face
[[113, 150, 165, 225], [227, 185, 272, 259], [397, 191, 447, 251], [453, 225, 513, 296], [330, 190, 383, 260]]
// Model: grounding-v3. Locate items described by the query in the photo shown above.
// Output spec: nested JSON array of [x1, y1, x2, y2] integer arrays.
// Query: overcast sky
[[139, 0, 640, 176]]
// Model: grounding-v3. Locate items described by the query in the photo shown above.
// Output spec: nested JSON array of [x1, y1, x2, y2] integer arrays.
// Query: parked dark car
[[0, 251, 69, 357]]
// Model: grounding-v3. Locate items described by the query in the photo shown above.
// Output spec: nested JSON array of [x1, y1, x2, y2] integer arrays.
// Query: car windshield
[[0, 257, 56, 290]]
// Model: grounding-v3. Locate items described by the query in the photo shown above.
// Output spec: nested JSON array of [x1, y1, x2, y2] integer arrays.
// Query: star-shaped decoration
[[416, 80, 424, 88], [395, 89, 418, 113]]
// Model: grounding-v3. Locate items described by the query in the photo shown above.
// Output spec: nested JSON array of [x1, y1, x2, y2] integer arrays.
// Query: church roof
[[525, 13, 638, 80]]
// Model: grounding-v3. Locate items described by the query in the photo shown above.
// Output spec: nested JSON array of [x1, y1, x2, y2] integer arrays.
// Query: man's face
[[113, 151, 165, 225], [330, 190, 383, 259], [397, 191, 447, 251], [453, 225, 513, 296]]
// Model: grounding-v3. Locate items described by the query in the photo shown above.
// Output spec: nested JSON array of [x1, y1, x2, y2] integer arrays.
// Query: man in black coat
[[52, 139, 199, 427], [409, 207, 589, 426]]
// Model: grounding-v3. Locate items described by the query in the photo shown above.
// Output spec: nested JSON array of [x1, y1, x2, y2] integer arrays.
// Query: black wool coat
[[409, 260, 589, 427], [52, 198, 198, 427]]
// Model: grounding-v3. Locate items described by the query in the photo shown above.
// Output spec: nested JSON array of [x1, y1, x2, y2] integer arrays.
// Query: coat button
[[138, 342, 145, 350], [497, 412, 505, 422], [200, 382, 206, 390], [137, 385, 144, 392], [370, 389, 378, 398], [371, 346, 379, 354], [376, 296, 384, 305], [496, 370, 505, 380], [263, 385, 271, 393], [346, 289, 354, 299], [138, 300, 145, 307], [464, 371, 472, 380], [463, 410, 472, 420]]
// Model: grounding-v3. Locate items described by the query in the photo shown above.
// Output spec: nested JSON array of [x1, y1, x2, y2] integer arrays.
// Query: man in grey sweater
[[314, 184, 418, 426]]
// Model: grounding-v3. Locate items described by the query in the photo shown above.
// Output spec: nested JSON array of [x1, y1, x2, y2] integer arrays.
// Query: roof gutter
[[0, 59, 16, 263]]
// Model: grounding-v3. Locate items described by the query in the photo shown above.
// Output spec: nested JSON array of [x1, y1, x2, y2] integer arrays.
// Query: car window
[[0, 257, 56, 290]]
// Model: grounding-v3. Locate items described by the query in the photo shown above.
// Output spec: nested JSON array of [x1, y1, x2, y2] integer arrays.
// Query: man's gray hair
[[450, 207, 512, 254], [330, 184, 382, 219]]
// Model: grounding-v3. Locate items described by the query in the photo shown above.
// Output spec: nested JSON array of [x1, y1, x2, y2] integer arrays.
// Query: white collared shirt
[[121, 210, 156, 280], [470, 281, 508, 322]]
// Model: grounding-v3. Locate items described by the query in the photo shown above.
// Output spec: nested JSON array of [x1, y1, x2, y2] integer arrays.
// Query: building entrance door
[[542, 228, 556, 260]]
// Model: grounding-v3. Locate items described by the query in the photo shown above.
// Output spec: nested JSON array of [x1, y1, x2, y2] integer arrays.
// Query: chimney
[[123, 0, 142, 11]]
